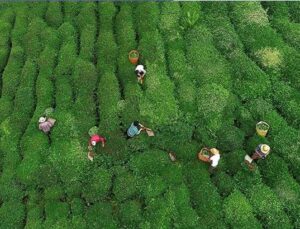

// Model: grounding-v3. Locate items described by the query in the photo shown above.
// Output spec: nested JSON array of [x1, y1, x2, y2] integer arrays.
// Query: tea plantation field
[[0, 2, 300, 228]]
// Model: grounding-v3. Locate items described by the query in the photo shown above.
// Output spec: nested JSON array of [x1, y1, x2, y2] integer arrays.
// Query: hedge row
[[0, 46, 24, 124], [96, 3, 126, 157], [16, 46, 57, 187], [159, 2, 197, 146], [202, 3, 272, 103], [223, 190, 262, 229], [205, 3, 291, 228], [45, 2, 63, 29], [97, 3, 117, 74], [185, 25, 239, 148], [11, 6, 29, 47], [72, 59, 97, 143], [0, 59, 38, 228], [136, 3, 179, 128], [77, 3, 96, 62], [245, 99, 300, 227], [115, 4, 143, 129], [0, 9, 14, 76], [24, 190, 44, 228], [263, 2, 300, 51], [184, 162, 224, 228], [129, 150, 199, 228], [63, 2, 81, 24], [229, 3, 300, 172], [49, 22, 87, 197], [287, 1, 300, 23], [230, 2, 300, 92], [27, 2, 48, 20]]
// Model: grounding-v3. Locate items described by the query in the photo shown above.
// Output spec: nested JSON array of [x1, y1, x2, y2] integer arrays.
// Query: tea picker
[[38, 107, 56, 134], [135, 64, 146, 84], [245, 144, 270, 170], [245, 121, 271, 170], [87, 126, 106, 162], [198, 147, 221, 173], [128, 50, 146, 84], [125, 121, 154, 139]]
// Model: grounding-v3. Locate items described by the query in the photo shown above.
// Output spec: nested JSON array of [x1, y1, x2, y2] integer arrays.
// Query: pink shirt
[[89, 135, 106, 145]]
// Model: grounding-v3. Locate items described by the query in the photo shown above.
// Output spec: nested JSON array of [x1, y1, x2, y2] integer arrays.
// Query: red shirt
[[89, 135, 106, 145]]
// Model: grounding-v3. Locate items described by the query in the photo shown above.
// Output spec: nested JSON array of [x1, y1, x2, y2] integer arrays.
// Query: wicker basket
[[128, 50, 139, 64], [256, 121, 269, 137], [197, 148, 211, 162]]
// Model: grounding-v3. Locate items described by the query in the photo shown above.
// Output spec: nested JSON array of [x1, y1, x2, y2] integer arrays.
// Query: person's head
[[260, 144, 270, 155], [91, 141, 97, 146], [133, 121, 139, 127], [210, 148, 220, 155], [39, 117, 46, 123]]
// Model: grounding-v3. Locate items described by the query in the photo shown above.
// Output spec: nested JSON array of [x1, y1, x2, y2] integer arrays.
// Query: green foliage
[[118, 200, 143, 227], [130, 150, 170, 176], [45, 2, 63, 28], [212, 172, 235, 197], [248, 184, 292, 228], [138, 175, 167, 200], [287, 2, 300, 23], [76, 3, 96, 32], [113, 168, 137, 201], [217, 126, 245, 151], [223, 190, 262, 229], [45, 201, 69, 222], [186, 25, 232, 88], [98, 71, 121, 133], [0, 2, 299, 227], [0, 45, 24, 100], [44, 186, 65, 201], [135, 3, 160, 36], [82, 167, 112, 202], [184, 162, 224, 228], [0, 201, 25, 228], [23, 18, 46, 59], [86, 202, 117, 229], [181, 2, 202, 30]]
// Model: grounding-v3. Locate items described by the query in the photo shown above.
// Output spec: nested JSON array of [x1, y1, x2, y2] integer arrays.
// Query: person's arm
[[88, 141, 93, 151], [102, 140, 105, 147]]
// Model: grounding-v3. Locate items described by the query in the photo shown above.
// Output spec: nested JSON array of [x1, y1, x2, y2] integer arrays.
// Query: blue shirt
[[127, 123, 140, 137]]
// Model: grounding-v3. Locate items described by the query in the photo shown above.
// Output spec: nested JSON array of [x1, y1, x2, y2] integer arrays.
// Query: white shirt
[[210, 154, 220, 167], [135, 65, 146, 74]]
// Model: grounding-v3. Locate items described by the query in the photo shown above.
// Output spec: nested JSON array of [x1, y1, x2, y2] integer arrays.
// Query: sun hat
[[260, 144, 270, 155], [210, 148, 220, 155], [39, 117, 46, 123]]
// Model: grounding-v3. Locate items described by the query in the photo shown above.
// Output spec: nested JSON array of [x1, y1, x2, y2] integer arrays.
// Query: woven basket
[[197, 148, 210, 162], [128, 50, 139, 64], [256, 121, 269, 137]]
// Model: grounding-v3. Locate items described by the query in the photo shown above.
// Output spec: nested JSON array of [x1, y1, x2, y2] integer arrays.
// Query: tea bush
[[223, 190, 262, 229], [45, 2, 63, 29], [82, 167, 112, 203], [118, 200, 143, 227], [85, 202, 118, 228], [113, 167, 138, 201]]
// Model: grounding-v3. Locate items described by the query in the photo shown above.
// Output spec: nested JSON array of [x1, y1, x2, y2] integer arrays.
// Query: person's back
[[127, 123, 139, 137], [135, 65, 146, 84], [135, 65, 146, 75], [39, 117, 55, 133]]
